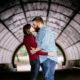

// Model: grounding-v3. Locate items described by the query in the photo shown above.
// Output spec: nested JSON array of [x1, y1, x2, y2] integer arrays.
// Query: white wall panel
[[70, 20, 80, 33], [50, 4, 73, 16]]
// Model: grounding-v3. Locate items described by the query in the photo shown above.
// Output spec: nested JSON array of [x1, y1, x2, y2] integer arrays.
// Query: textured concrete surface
[[0, 68, 80, 80]]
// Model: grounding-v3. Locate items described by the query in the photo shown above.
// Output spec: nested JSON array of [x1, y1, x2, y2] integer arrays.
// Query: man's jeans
[[30, 59, 40, 80], [41, 59, 56, 80]]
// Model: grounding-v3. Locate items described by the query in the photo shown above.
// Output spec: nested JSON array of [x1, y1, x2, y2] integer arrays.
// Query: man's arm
[[30, 47, 41, 54], [30, 47, 54, 56], [37, 28, 52, 49], [30, 47, 48, 55], [35, 28, 56, 56], [31, 28, 55, 56], [30, 28, 49, 54]]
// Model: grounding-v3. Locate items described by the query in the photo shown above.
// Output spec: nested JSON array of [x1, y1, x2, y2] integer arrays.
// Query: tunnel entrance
[[12, 43, 66, 71]]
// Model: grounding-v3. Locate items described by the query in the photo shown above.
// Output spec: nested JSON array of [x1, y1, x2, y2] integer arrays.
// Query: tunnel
[[0, 0, 80, 80]]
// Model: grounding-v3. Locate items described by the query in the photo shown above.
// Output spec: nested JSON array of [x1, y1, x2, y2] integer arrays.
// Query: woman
[[23, 24, 48, 80]]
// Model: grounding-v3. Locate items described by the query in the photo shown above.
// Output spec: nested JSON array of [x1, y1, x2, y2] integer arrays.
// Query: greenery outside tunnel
[[12, 43, 66, 71]]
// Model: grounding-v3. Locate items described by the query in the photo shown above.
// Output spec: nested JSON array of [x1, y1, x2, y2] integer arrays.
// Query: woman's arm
[[30, 47, 55, 57]]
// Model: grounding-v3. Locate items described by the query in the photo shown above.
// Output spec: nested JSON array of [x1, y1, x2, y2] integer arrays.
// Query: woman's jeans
[[30, 59, 40, 80], [41, 59, 56, 80]]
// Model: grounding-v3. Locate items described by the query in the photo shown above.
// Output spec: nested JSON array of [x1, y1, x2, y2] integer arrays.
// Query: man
[[31, 16, 58, 80]]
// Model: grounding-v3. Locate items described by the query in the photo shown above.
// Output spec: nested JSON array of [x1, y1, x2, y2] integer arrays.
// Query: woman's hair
[[23, 24, 31, 35], [32, 16, 44, 24]]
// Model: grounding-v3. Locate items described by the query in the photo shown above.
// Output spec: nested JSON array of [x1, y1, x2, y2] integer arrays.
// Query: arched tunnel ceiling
[[0, 0, 80, 63]]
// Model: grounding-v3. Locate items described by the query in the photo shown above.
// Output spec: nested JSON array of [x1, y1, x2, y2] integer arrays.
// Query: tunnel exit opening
[[12, 43, 66, 71], [56, 43, 66, 66]]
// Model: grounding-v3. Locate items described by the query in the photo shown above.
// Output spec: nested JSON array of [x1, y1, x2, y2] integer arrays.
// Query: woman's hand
[[48, 52, 54, 57]]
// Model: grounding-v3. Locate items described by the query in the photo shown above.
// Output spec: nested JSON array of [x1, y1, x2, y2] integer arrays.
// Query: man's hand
[[30, 47, 36, 55], [31, 47, 35, 50]]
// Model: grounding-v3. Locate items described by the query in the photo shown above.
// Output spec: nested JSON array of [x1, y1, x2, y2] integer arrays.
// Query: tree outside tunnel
[[12, 43, 66, 71]]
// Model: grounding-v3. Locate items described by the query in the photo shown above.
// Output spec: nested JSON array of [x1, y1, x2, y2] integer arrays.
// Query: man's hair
[[32, 16, 44, 24], [23, 24, 31, 35]]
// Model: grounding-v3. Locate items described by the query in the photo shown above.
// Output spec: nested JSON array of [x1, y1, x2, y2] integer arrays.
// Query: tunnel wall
[[0, 0, 80, 67]]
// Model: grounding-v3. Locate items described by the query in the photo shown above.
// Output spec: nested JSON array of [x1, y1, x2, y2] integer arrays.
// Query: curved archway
[[0, 0, 80, 70], [12, 43, 23, 68], [12, 43, 66, 71], [56, 43, 66, 65]]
